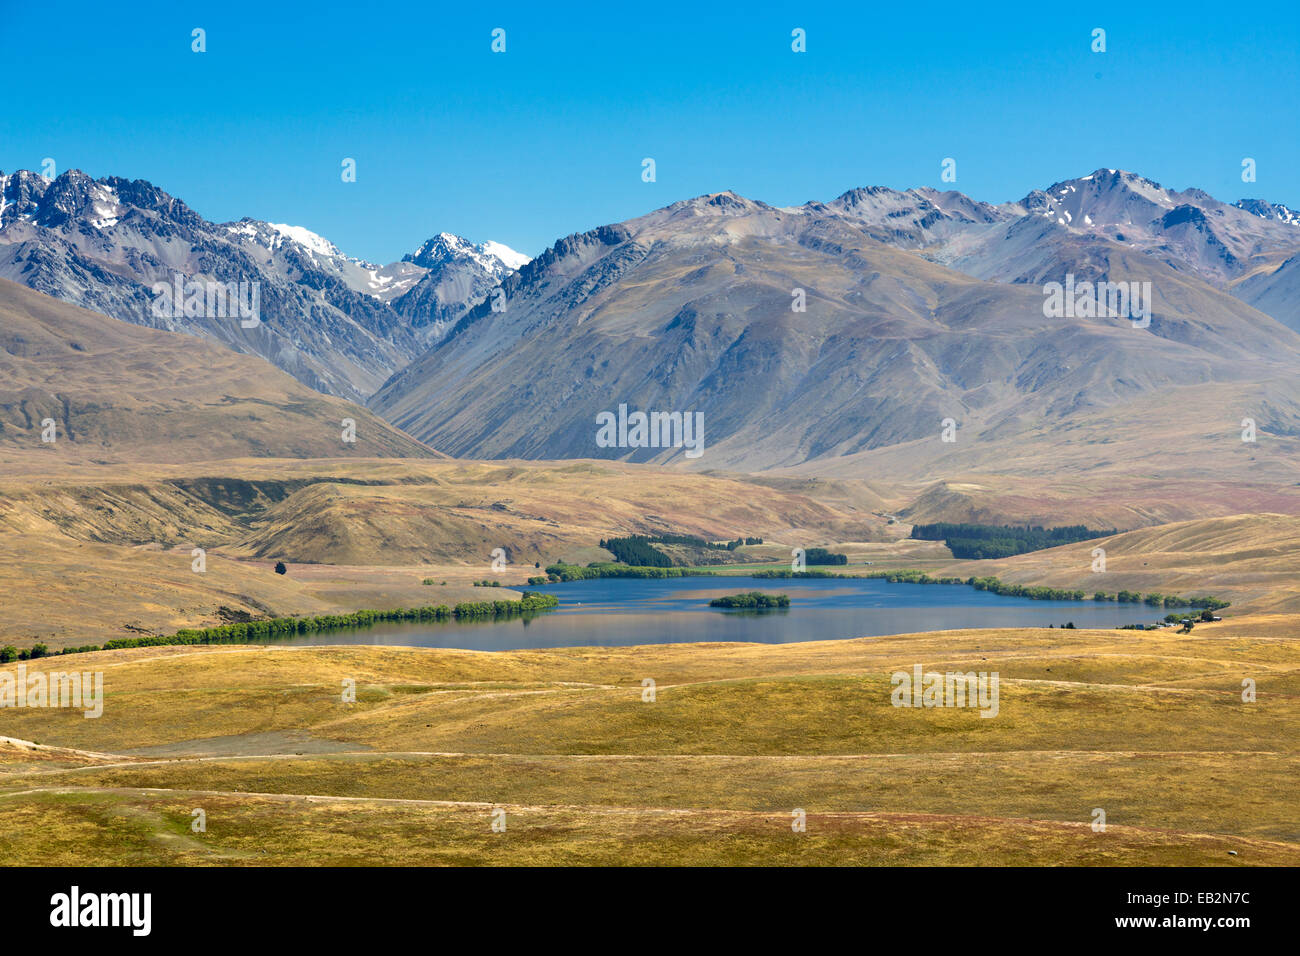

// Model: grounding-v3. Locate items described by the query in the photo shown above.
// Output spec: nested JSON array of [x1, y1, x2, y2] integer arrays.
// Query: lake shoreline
[[245, 574, 1162, 653]]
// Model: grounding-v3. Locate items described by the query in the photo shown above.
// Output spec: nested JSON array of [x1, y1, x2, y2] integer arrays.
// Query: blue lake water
[[267, 576, 1154, 652]]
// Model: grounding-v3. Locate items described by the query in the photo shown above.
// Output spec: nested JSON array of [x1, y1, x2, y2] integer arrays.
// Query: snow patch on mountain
[[480, 239, 531, 270], [1235, 199, 1300, 225], [404, 232, 529, 274], [267, 222, 348, 259]]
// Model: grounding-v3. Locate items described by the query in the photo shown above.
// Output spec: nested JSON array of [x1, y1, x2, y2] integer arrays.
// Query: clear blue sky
[[3, 0, 1297, 263]]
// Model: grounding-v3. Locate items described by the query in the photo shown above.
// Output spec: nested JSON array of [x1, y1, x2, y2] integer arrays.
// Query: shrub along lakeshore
[[750, 568, 1229, 609], [547, 561, 1227, 610], [0, 593, 560, 659]]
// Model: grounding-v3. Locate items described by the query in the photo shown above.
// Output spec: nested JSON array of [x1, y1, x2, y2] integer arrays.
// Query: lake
[[263, 575, 1154, 651]]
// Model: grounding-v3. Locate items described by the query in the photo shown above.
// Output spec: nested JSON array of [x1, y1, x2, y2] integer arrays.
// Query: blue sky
[[3, 1, 1297, 263]]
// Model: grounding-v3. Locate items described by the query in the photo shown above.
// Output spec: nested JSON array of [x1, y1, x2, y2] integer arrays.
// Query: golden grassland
[[0, 458, 887, 649], [1, 616, 1296, 865], [4, 792, 1291, 867], [4, 445, 1298, 650], [946, 513, 1300, 613], [0, 446, 1297, 865], [894, 474, 1300, 530], [5, 256, 1299, 866]]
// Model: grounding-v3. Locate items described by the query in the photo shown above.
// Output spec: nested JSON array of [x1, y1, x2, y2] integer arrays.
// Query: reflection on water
[[262, 575, 1153, 652]]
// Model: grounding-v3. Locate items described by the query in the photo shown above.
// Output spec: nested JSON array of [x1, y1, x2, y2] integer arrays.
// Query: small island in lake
[[709, 591, 791, 609]]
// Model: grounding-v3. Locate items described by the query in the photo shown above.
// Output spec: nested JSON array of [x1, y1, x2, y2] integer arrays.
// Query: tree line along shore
[[2, 556, 1230, 660], [539, 562, 1229, 610], [1, 593, 560, 660]]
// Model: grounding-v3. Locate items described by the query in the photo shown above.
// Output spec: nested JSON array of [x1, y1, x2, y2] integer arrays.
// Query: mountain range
[[4, 166, 1299, 475], [372, 171, 1300, 472], [798, 169, 1300, 330], [0, 169, 528, 403]]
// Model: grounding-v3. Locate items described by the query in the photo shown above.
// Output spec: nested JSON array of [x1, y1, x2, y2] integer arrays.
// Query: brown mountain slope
[[0, 279, 438, 465], [370, 191, 1300, 473], [781, 374, 1300, 525]]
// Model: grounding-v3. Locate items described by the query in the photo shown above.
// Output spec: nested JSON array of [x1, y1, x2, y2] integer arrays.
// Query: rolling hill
[[942, 513, 1300, 613], [0, 278, 437, 465]]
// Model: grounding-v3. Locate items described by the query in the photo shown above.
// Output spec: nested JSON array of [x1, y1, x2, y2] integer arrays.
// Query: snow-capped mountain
[[394, 233, 530, 340], [224, 219, 427, 303], [0, 169, 527, 399], [1002, 170, 1300, 330], [6, 163, 1297, 429], [404, 232, 528, 274], [812, 169, 1300, 283], [0, 169, 419, 399], [1008, 169, 1300, 277], [479, 239, 531, 271], [1234, 198, 1300, 225], [810, 169, 1300, 332]]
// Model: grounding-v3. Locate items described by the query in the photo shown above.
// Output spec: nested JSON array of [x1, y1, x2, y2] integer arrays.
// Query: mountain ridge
[[7, 164, 1300, 479], [370, 173, 1300, 474], [0, 168, 527, 402]]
